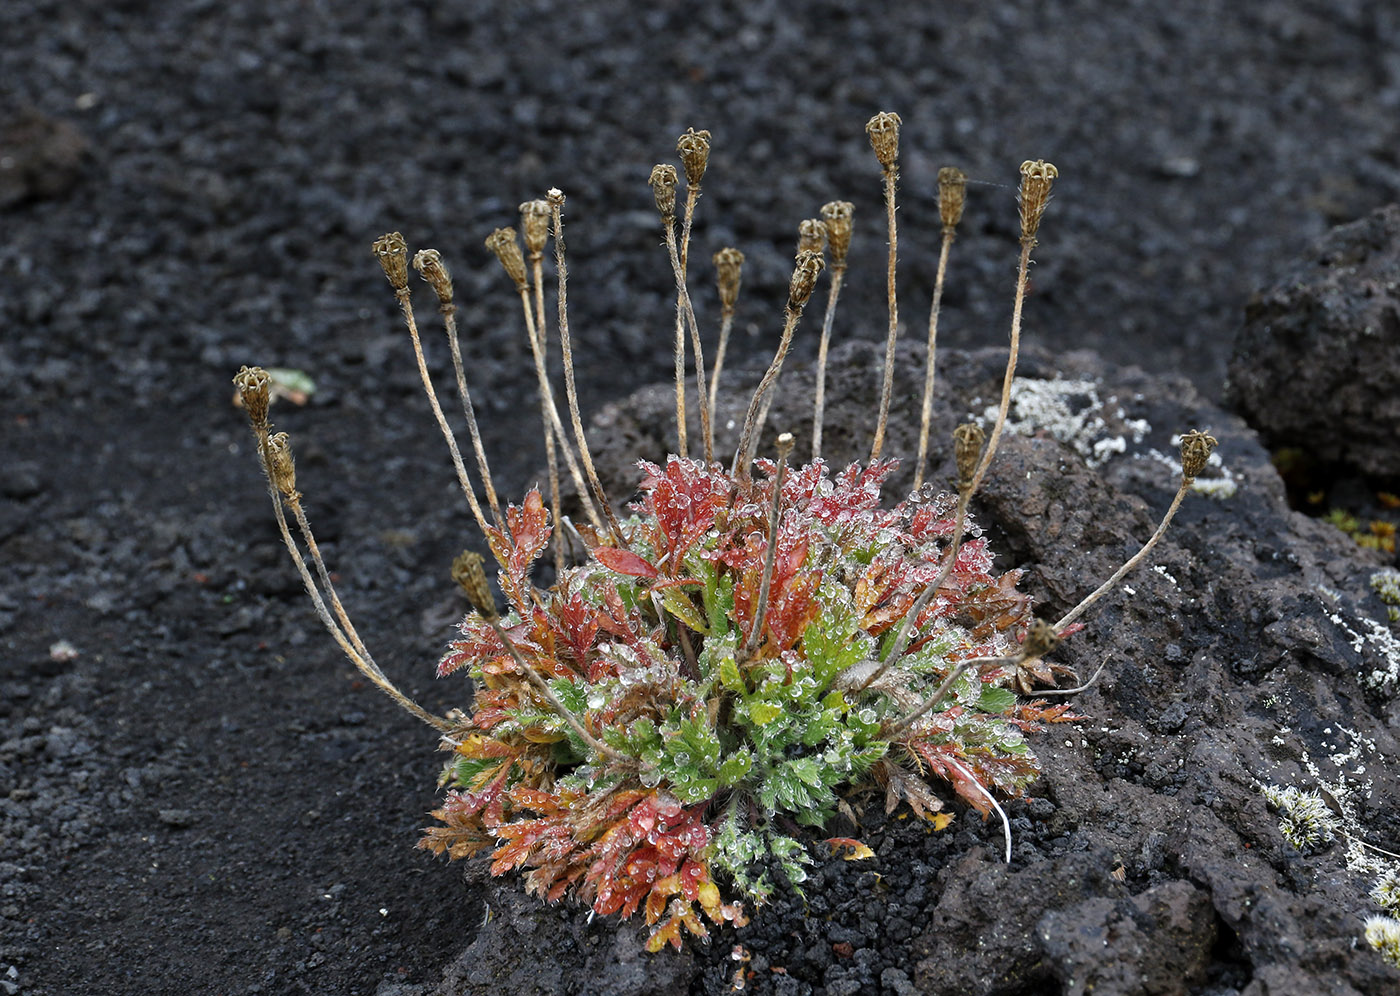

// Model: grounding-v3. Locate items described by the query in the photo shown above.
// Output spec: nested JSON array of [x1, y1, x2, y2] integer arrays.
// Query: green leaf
[[977, 685, 1017, 714], [718, 748, 753, 786]]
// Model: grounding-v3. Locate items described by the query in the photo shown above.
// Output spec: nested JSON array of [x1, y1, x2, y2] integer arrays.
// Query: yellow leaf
[[661, 588, 710, 634]]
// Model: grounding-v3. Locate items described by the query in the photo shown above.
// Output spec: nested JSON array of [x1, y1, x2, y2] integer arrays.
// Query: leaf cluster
[[422, 457, 1077, 949]]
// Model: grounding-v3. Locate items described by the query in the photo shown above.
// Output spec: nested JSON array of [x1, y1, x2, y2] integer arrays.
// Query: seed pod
[[1179, 429, 1218, 482], [953, 422, 985, 492], [451, 550, 498, 621], [676, 127, 711, 188], [485, 227, 528, 292], [413, 249, 453, 306], [372, 232, 410, 292], [1017, 160, 1058, 246], [713, 247, 744, 313], [786, 249, 826, 313], [776, 432, 795, 459], [938, 167, 967, 233], [797, 218, 828, 256], [820, 201, 854, 268], [265, 431, 297, 498], [649, 164, 679, 222], [865, 111, 902, 171], [519, 199, 551, 259], [1019, 619, 1060, 661], [233, 365, 271, 430], [546, 187, 565, 209]]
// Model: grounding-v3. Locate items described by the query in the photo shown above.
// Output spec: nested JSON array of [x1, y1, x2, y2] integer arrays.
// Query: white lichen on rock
[[976, 377, 1149, 469], [1317, 584, 1400, 694]]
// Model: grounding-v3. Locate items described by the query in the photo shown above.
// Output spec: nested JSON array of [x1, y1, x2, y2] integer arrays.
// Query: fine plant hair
[[235, 115, 1217, 953]]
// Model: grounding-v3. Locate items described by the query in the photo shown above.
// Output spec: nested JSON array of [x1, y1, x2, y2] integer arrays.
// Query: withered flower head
[[865, 111, 902, 171], [676, 127, 711, 188], [649, 163, 679, 221], [820, 201, 854, 267], [938, 166, 968, 233], [1019, 619, 1060, 661], [786, 249, 826, 313], [797, 218, 828, 255], [484, 227, 528, 292], [953, 422, 985, 492], [265, 431, 297, 499], [775, 432, 795, 459], [372, 232, 410, 291], [233, 365, 271, 429], [713, 247, 744, 312], [1017, 159, 1058, 246], [451, 550, 498, 621], [1179, 429, 1218, 482], [546, 187, 565, 209], [412, 249, 453, 305], [519, 199, 551, 258]]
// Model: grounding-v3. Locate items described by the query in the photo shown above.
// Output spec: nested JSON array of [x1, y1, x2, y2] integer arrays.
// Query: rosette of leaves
[[420, 456, 1076, 950]]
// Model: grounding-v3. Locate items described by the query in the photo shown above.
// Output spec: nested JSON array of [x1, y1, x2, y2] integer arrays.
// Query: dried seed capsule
[[546, 187, 565, 209], [713, 247, 744, 312], [797, 218, 828, 255], [786, 249, 826, 313], [265, 431, 297, 498], [1017, 160, 1058, 246], [233, 365, 271, 430], [519, 199, 551, 259], [372, 232, 410, 292], [820, 201, 854, 268], [865, 111, 902, 171], [1019, 619, 1060, 661], [451, 550, 498, 621], [953, 422, 985, 492], [938, 167, 967, 233], [649, 164, 679, 222], [775, 432, 795, 459], [413, 249, 453, 306], [676, 127, 711, 188], [485, 227, 528, 292], [1179, 429, 1219, 482]]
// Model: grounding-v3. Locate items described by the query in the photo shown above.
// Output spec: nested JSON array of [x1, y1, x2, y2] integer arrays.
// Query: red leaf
[[595, 546, 661, 579]]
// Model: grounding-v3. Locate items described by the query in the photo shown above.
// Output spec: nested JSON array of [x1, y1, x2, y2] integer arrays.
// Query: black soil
[[4, 2, 1400, 995]]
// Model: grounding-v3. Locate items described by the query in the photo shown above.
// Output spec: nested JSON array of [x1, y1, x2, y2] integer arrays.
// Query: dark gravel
[[4, 1, 1400, 994]]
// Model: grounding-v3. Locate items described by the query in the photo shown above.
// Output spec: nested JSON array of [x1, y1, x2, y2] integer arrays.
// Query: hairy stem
[[810, 264, 847, 462], [548, 197, 625, 545], [869, 167, 900, 463], [440, 303, 506, 533], [664, 219, 714, 465], [517, 287, 603, 533], [913, 230, 955, 490], [531, 256, 567, 575], [733, 307, 801, 479], [396, 290, 494, 539]]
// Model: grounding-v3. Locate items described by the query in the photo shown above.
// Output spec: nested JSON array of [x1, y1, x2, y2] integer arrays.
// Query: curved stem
[[1053, 481, 1189, 632]]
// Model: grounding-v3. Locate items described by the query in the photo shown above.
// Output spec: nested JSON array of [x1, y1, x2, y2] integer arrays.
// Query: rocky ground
[[3, 1, 1400, 994]]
